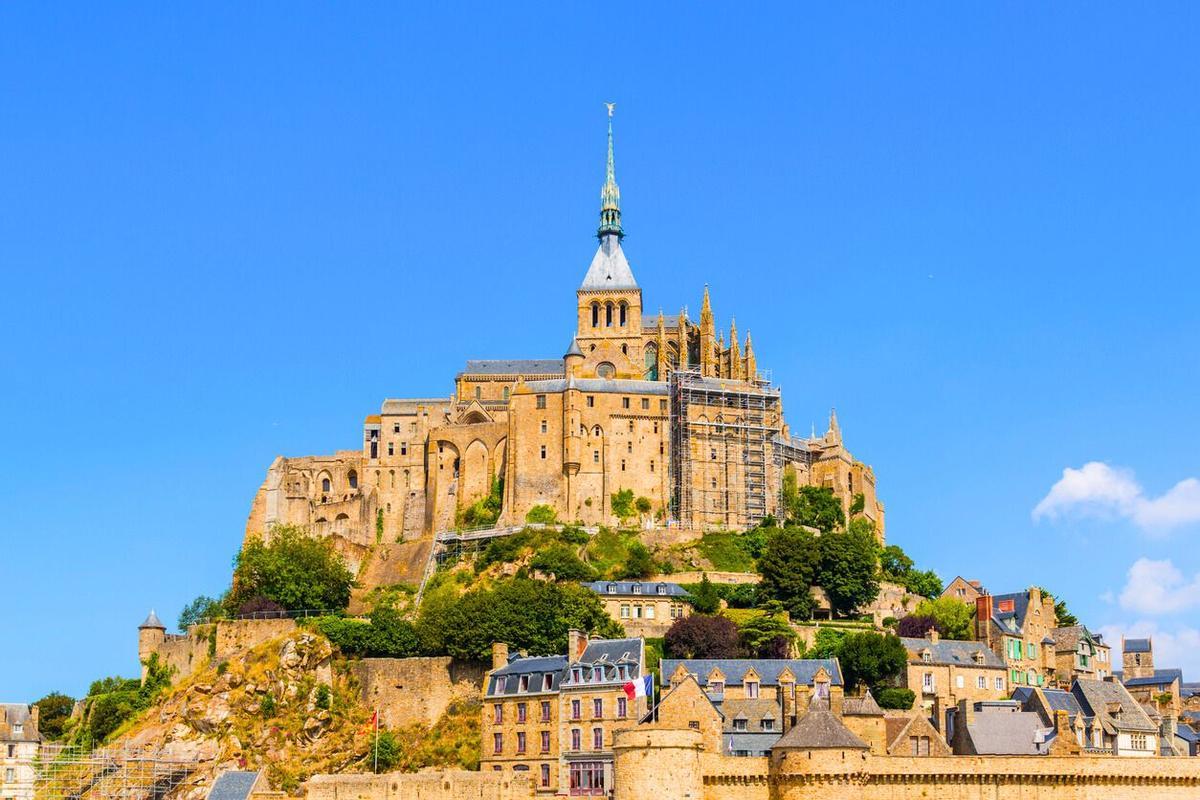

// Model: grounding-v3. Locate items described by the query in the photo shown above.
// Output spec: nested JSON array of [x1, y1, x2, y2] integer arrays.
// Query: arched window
[[593, 425, 602, 437], [619, 302, 627, 327], [605, 302, 613, 327], [591, 302, 600, 327], [644, 344, 658, 381], [389, 470, 395, 488], [503, 386, 510, 401], [347, 470, 358, 489], [321, 477, 331, 493], [596, 361, 615, 379], [475, 386, 482, 400], [621, 343, 628, 355]]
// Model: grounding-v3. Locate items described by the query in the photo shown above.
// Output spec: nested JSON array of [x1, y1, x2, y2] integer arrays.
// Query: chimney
[[927, 628, 940, 644], [492, 642, 509, 672], [568, 629, 587, 662], [975, 595, 993, 641], [29, 704, 39, 731]]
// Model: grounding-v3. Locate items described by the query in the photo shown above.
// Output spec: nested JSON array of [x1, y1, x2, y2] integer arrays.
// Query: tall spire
[[744, 331, 756, 382], [729, 318, 741, 380], [699, 286, 715, 376], [598, 103, 623, 240], [656, 310, 668, 381]]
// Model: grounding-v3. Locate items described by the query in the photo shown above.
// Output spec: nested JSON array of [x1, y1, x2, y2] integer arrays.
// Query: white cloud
[[1032, 461, 1200, 532], [1097, 620, 1200, 678], [1116, 558, 1200, 615]]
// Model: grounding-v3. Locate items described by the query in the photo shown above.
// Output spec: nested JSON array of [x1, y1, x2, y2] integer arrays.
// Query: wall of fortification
[[693, 754, 1200, 800], [304, 771, 532, 800], [353, 657, 486, 729], [143, 619, 297, 682]]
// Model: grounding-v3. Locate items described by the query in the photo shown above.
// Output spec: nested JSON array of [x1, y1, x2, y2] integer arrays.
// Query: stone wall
[[141, 619, 297, 682], [353, 657, 485, 729], [305, 771, 532, 800]]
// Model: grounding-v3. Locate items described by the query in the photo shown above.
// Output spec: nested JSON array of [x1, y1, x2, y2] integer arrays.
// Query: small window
[[732, 718, 747, 731], [617, 696, 627, 718], [632, 584, 642, 594], [622, 397, 630, 409], [541, 419, 548, 434], [587, 395, 595, 407], [516, 731, 526, 753], [593, 727, 604, 750], [660, 399, 667, 412], [571, 699, 581, 719], [977, 676, 986, 689], [956, 675, 964, 689], [393, 423, 400, 433], [597, 362, 616, 379], [641, 398, 649, 410], [593, 450, 600, 463], [543, 675, 553, 692], [503, 386, 510, 400], [746, 681, 759, 699], [388, 442, 394, 456], [653, 421, 659, 433], [517, 701, 527, 721], [593, 425, 602, 436], [494, 704, 503, 723], [650, 460, 655, 472], [761, 718, 774, 732], [710, 680, 724, 694], [536, 394, 547, 409], [519, 675, 530, 692], [475, 386, 482, 400], [627, 441, 632, 454], [593, 698, 603, 718], [620, 459, 626, 471], [571, 728, 581, 750], [493, 733, 503, 754], [541, 763, 551, 786], [607, 583, 617, 593], [400, 442, 407, 456], [540, 445, 547, 459], [628, 420, 634, 433], [995, 677, 1004, 691], [321, 477, 331, 492]]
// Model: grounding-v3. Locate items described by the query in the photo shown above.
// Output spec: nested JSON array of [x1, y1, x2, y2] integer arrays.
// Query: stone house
[[1118, 637, 1184, 717], [479, 632, 647, 796], [1049, 625, 1112, 685], [582, 580, 690, 638], [940, 576, 984, 604], [975, 588, 1058, 689], [950, 699, 1076, 756], [0, 704, 40, 800], [1070, 677, 1160, 756], [898, 630, 1008, 735], [660, 657, 845, 752]]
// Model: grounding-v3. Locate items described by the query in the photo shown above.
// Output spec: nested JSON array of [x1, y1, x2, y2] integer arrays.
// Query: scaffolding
[[669, 368, 782, 530], [33, 743, 198, 800]]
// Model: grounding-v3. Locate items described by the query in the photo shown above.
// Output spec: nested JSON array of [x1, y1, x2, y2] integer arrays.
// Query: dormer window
[[572, 668, 583, 683], [656, 584, 667, 595], [973, 651, 985, 665], [631, 584, 642, 594], [607, 584, 617, 594], [592, 666, 604, 682], [761, 718, 775, 732], [709, 680, 724, 694], [732, 718, 747, 732], [746, 681, 759, 699], [921, 650, 932, 663], [519, 675, 530, 692], [496, 676, 507, 693], [543, 674, 553, 691]]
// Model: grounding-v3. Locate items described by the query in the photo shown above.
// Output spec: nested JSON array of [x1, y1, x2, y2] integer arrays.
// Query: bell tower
[[575, 104, 643, 378]]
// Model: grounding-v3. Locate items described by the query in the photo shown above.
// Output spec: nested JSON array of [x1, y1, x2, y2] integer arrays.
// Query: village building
[[1049, 625, 1112, 684], [479, 632, 647, 796], [975, 587, 1058, 689], [1070, 677, 1161, 756], [0, 704, 40, 800], [898, 630, 1008, 734], [940, 576, 985, 604], [1117, 637, 1184, 717], [581, 580, 690, 638]]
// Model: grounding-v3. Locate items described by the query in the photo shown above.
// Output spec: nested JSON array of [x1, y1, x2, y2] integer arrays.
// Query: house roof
[[139, 609, 166, 630], [1124, 638, 1152, 654], [0, 704, 41, 743], [900, 637, 1005, 668], [661, 658, 843, 688], [1122, 668, 1183, 688], [487, 655, 569, 697], [580, 236, 638, 291], [721, 698, 780, 733], [989, 591, 1033, 635], [1178, 724, 1200, 744], [964, 709, 1056, 755], [884, 712, 952, 756], [206, 771, 261, 800], [842, 689, 884, 717], [1071, 678, 1158, 734], [583, 580, 690, 598], [1050, 625, 1101, 651], [524, 377, 670, 395], [723, 731, 780, 754], [379, 397, 451, 415], [773, 707, 868, 750], [577, 637, 644, 667], [1182, 682, 1199, 699], [564, 338, 583, 358], [1012, 686, 1088, 726], [460, 359, 564, 376], [486, 638, 645, 697]]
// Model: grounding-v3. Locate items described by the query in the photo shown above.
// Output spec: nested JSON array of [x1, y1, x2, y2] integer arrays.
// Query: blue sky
[[2, 4, 1199, 701]]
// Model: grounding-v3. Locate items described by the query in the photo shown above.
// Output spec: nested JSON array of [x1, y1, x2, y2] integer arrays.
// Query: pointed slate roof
[[140, 610, 166, 630], [843, 689, 884, 716], [580, 235, 637, 290], [564, 337, 583, 358], [772, 706, 869, 750]]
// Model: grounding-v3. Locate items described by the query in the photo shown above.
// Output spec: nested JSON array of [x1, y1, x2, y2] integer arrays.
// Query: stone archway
[[461, 439, 490, 508]]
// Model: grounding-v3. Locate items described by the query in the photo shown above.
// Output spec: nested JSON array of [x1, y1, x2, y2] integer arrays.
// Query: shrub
[[620, 542, 655, 579], [876, 687, 915, 710], [610, 488, 635, 522], [806, 627, 848, 658], [687, 575, 721, 614], [461, 477, 504, 527], [634, 496, 652, 515], [896, 615, 941, 638], [260, 693, 277, 718], [314, 606, 420, 658], [228, 525, 354, 612], [177, 594, 224, 630], [315, 684, 331, 710], [368, 729, 401, 772], [664, 615, 741, 659], [530, 544, 597, 581], [911, 597, 974, 640], [525, 504, 557, 524]]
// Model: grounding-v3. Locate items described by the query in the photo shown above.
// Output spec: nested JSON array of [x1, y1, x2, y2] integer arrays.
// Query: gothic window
[[503, 386, 510, 401], [605, 302, 613, 327], [475, 386, 481, 400], [621, 343, 628, 355], [389, 470, 395, 488], [619, 301, 627, 327], [347, 470, 358, 489], [322, 477, 331, 492], [591, 302, 600, 327], [644, 344, 658, 380]]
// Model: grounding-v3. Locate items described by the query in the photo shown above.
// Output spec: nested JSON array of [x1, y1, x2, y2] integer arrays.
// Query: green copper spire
[[598, 102, 624, 240]]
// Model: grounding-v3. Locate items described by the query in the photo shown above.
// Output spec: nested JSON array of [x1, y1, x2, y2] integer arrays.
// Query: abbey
[[244, 114, 884, 562]]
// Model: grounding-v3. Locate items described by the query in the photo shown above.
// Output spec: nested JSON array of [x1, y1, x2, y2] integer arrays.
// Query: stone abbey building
[[244, 113, 884, 561]]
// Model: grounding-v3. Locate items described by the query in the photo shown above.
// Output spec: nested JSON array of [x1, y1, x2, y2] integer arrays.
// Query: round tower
[[137, 609, 166, 682], [612, 728, 702, 800]]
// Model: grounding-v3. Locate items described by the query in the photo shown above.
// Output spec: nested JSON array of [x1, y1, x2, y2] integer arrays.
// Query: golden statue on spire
[[605, 102, 616, 118]]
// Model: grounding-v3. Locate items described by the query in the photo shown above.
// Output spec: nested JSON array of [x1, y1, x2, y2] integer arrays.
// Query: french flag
[[622, 675, 653, 701]]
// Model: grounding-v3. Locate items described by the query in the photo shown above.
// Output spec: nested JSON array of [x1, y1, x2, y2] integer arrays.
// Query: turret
[[564, 336, 584, 378], [699, 286, 715, 376], [138, 609, 166, 682]]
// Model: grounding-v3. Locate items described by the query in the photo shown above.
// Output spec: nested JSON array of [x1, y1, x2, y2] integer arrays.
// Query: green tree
[[815, 522, 880, 616], [530, 544, 597, 581], [688, 574, 721, 614], [849, 492, 866, 516], [415, 578, 621, 661], [32, 692, 75, 741], [836, 631, 908, 691], [462, 477, 505, 527], [904, 569, 943, 599], [620, 542, 655, 579], [368, 729, 401, 772], [805, 626, 848, 658], [876, 687, 915, 710], [737, 612, 796, 658], [610, 489, 635, 522], [228, 525, 355, 612], [786, 486, 845, 533], [524, 504, 557, 524], [757, 526, 820, 619], [911, 596, 974, 640], [879, 545, 914, 578], [177, 594, 224, 631], [635, 496, 653, 516]]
